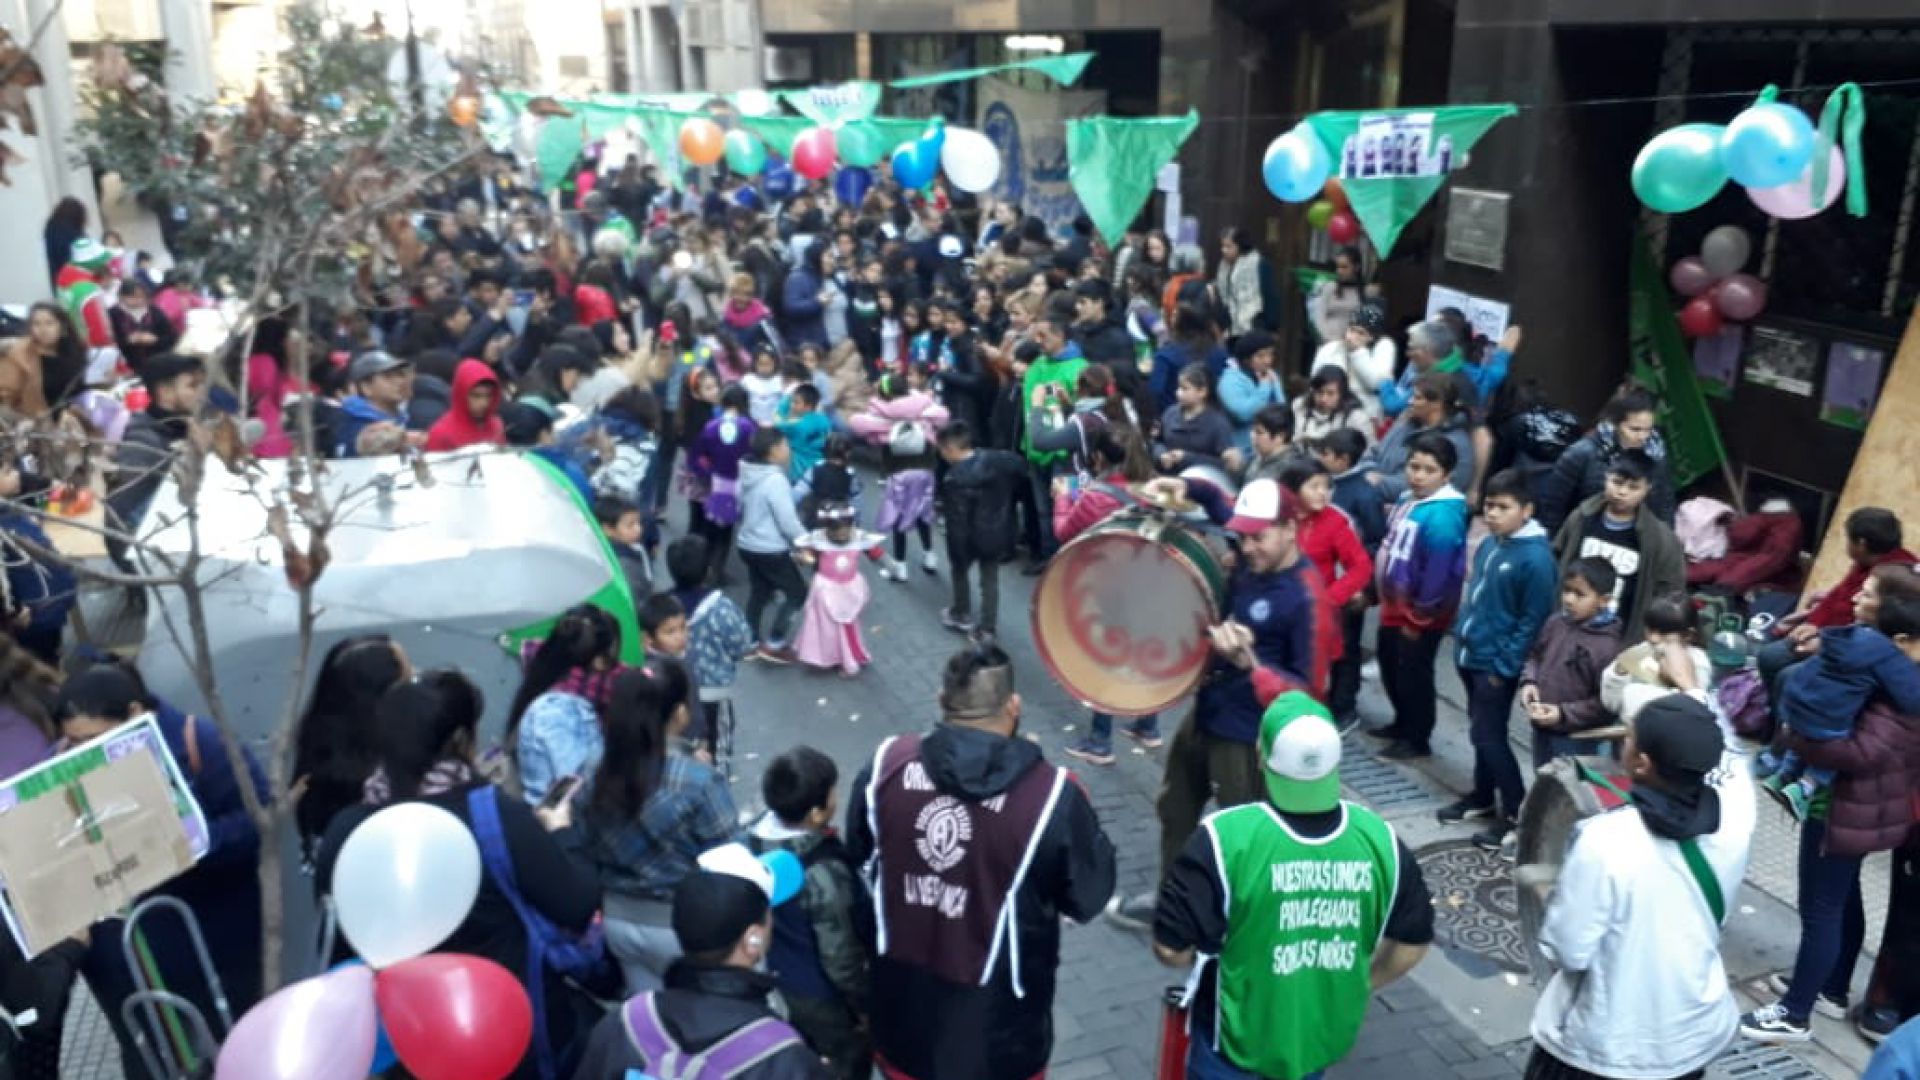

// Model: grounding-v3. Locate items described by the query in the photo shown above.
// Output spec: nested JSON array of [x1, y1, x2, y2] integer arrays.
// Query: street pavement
[[63, 479, 1876, 1078]]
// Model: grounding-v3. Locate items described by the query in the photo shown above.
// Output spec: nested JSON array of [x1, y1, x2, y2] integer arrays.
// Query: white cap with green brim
[[1257, 690, 1342, 813]]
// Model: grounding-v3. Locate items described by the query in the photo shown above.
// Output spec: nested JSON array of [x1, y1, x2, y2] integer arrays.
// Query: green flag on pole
[[1065, 111, 1198, 248], [1300, 105, 1516, 256], [778, 82, 883, 126], [888, 51, 1094, 89], [1627, 239, 1728, 487]]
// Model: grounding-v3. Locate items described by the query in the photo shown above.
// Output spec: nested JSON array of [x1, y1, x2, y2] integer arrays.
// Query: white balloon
[[333, 802, 482, 968], [940, 127, 1002, 194], [1699, 225, 1752, 279]]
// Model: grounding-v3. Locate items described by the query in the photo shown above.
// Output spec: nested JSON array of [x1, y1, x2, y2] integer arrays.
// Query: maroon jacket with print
[[1519, 611, 1624, 734]]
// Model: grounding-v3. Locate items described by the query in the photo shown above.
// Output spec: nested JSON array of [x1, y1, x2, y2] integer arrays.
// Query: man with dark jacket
[[935, 422, 1028, 642], [571, 853, 830, 1079], [1071, 279, 1142, 403], [107, 353, 208, 540], [846, 645, 1117, 1080]]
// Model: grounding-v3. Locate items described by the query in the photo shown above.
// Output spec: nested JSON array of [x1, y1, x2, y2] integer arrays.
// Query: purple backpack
[[621, 993, 803, 1078], [1715, 668, 1773, 741]]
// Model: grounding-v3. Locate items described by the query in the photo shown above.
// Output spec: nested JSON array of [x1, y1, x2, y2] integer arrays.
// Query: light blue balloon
[[892, 141, 937, 190], [760, 849, 805, 905], [1721, 102, 1816, 189], [1261, 129, 1331, 203]]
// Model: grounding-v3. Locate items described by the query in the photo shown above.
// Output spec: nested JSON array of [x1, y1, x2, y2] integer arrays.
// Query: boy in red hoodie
[[1277, 458, 1373, 732]]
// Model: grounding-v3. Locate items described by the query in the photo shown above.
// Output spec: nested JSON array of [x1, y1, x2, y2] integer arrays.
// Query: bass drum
[[1031, 509, 1230, 717], [1515, 756, 1634, 985]]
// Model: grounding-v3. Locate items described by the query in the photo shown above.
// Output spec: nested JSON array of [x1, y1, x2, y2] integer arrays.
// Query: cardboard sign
[[0, 717, 206, 957]]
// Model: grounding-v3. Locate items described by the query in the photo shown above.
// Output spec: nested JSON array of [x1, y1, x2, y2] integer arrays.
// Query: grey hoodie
[[736, 460, 806, 554]]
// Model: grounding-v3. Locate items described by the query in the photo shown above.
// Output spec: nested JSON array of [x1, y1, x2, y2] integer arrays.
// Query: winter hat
[[70, 237, 114, 271], [1351, 303, 1387, 338], [1258, 691, 1342, 813], [671, 870, 770, 956]]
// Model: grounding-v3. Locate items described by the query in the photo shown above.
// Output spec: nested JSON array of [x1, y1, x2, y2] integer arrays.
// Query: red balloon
[[1678, 296, 1724, 339], [792, 127, 838, 180], [1326, 210, 1360, 246], [375, 955, 532, 1080]]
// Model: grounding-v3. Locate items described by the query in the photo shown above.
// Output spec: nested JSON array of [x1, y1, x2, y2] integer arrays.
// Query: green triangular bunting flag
[[888, 51, 1093, 89], [1066, 111, 1199, 247], [739, 115, 811, 159], [634, 107, 687, 189], [1300, 105, 1516, 256], [535, 117, 584, 191], [778, 82, 882, 126]]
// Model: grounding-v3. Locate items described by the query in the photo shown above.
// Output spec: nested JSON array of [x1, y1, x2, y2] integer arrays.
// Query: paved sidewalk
[[61, 478, 1875, 1078]]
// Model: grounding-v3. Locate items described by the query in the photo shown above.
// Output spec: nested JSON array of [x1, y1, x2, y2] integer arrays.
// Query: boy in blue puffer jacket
[[1443, 469, 1559, 849]]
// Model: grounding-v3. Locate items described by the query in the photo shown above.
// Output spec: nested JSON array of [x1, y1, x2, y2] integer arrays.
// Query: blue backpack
[[468, 786, 610, 1080]]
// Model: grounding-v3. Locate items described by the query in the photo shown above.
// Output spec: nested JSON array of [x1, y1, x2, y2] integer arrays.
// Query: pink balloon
[[792, 127, 838, 180], [1714, 273, 1768, 321], [216, 966, 378, 1080], [1746, 146, 1845, 220], [1668, 256, 1716, 297]]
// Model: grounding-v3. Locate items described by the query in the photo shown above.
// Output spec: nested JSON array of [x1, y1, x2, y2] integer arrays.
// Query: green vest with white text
[[1204, 801, 1399, 1079]]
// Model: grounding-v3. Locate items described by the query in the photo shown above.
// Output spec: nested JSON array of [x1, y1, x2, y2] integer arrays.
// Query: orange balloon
[[679, 118, 725, 166], [1323, 177, 1349, 211], [447, 95, 479, 128]]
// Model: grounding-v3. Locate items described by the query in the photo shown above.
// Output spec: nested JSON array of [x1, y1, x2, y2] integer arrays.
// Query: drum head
[[1031, 522, 1220, 716], [1516, 756, 1621, 984]]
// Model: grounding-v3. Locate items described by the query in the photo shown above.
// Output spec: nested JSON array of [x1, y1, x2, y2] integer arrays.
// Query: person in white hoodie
[[1525, 646, 1756, 1080], [1310, 302, 1396, 421]]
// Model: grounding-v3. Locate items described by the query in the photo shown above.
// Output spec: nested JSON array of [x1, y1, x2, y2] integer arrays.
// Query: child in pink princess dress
[[791, 502, 888, 676]]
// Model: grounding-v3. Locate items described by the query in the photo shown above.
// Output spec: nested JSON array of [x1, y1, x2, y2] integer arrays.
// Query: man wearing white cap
[[1154, 691, 1433, 1080], [1109, 475, 1334, 928]]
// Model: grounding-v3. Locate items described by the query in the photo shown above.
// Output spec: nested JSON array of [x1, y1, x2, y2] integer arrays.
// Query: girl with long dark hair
[[291, 634, 411, 849], [0, 302, 88, 415], [507, 604, 626, 805], [577, 661, 738, 993]]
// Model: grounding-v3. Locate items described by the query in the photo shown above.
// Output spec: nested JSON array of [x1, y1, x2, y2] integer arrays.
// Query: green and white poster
[[1302, 105, 1516, 256]]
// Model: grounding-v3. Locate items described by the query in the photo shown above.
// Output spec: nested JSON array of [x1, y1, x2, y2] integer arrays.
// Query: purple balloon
[[1668, 256, 1716, 298], [1713, 273, 1768, 322], [216, 966, 378, 1080], [1746, 146, 1846, 220]]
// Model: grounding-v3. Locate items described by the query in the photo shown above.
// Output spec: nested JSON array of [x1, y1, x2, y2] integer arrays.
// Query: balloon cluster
[[214, 804, 532, 1080], [1632, 97, 1843, 218], [1670, 225, 1767, 338], [1303, 179, 1359, 246], [673, 113, 1003, 196]]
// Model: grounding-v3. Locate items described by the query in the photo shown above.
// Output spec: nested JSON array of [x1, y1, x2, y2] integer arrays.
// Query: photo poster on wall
[[1821, 341, 1891, 431], [1743, 324, 1820, 397], [1425, 286, 1510, 351], [1692, 325, 1744, 399], [978, 76, 1106, 240]]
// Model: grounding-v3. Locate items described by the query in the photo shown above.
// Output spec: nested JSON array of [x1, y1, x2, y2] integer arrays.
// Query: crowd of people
[[0, 143, 1913, 1080]]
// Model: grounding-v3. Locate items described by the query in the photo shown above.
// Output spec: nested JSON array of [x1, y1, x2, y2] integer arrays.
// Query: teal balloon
[[836, 122, 885, 168], [1261, 128, 1331, 204], [1632, 123, 1729, 214], [1721, 103, 1815, 189], [891, 141, 937, 190], [919, 118, 946, 159], [723, 130, 767, 175]]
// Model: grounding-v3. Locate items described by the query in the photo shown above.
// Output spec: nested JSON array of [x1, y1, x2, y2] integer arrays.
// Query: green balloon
[[1306, 200, 1335, 229], [724, 130, 767, 175], [837, 122, 886, 168], [1632, 123, 1728, 214]]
